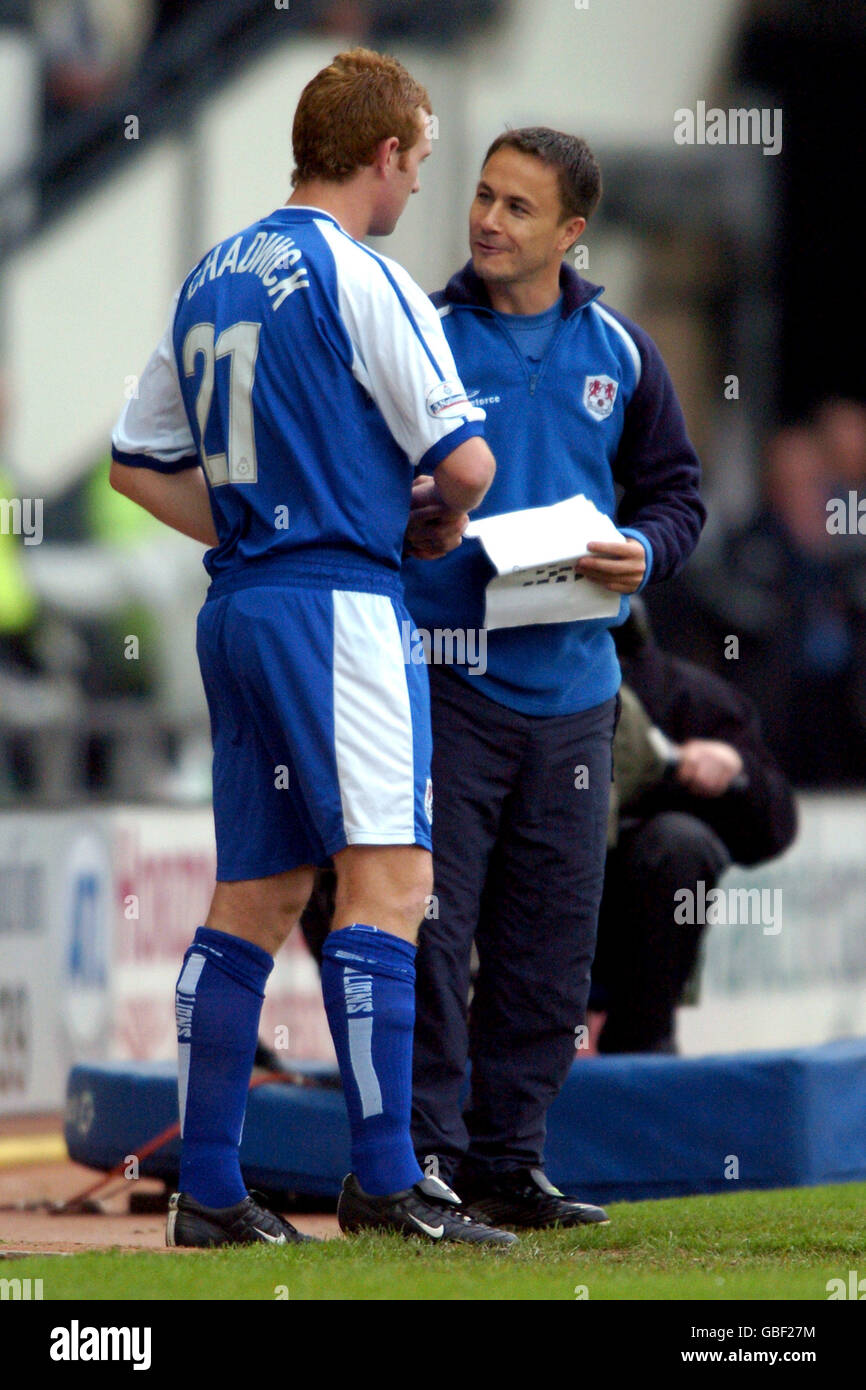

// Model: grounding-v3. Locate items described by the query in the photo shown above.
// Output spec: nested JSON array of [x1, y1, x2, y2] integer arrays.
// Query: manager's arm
[[610, 319, 706, 583]]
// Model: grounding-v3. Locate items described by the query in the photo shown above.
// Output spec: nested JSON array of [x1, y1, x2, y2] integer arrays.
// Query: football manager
[[402, 127, 707, 1227]]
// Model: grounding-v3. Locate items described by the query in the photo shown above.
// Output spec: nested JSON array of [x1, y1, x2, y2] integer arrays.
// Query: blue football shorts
[[196, 584, 433, 881]]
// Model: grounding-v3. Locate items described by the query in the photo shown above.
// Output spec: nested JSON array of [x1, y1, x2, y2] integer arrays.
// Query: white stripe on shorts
[[332, 590, 416, 843]]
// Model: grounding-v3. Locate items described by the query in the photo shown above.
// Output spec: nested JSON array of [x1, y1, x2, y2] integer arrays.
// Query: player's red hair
[[291, 48, 431, 187]]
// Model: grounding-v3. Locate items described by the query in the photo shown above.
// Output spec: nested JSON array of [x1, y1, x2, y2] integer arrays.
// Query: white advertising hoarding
[[3, 794, 866, 1112], [0, 807, 333, 1115]]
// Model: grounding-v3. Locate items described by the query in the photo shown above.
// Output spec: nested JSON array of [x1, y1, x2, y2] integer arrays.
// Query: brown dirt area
[[0, 1124, 340, 1254]]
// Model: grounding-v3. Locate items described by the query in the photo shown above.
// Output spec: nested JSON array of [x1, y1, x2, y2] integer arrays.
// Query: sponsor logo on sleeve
[[426, 380, 471, 420], [467, 388, 501, 408]]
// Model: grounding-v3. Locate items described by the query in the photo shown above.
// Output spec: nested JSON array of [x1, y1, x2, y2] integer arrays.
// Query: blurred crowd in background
[[650, 398, 866, 788], [648, 0, 866, 789], [1, 0, 865, 801], [0, 0, 505, 222]]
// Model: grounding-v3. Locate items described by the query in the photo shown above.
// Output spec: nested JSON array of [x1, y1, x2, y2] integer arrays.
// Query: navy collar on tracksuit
[[436, 259, 602, 317]]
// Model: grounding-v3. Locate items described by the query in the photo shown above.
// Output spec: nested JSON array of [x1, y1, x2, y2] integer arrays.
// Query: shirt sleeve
[[111, 289, 199, 473], [317, 222, 486, 470], [617, 526, 654, 589], [606, 310, 706, 583]]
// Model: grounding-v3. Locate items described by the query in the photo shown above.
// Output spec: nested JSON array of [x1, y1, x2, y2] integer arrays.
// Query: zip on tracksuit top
[[401, 261, 707, 716]]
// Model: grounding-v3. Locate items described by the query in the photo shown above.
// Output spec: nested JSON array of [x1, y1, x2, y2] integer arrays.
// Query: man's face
[[469, 147, 585, 288], [369, 109, 433, 236]]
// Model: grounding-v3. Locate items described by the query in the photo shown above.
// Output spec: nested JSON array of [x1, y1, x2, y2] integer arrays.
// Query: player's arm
[[432, 436, 495, 513], [110, 291, 218, 548], [330, 241, 495, 518], [404, 439, 496, 560], [109, 460, 218, 546]]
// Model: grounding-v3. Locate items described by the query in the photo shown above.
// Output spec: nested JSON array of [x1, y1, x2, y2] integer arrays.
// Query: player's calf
[[320, 845, 434, 1198]]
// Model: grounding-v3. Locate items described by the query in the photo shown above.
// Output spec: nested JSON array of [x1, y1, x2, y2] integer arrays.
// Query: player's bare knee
[[331, 847, 432, 938], [382, 860, 433, 935], [206, 869, 314, 954], [273, 889, 311, 924], [267, 872, 316, 937], [409, 866, 435, 920], [387, 887, 430, 934]]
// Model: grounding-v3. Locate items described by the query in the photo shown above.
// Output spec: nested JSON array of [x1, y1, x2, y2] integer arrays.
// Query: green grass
[[5, 1183, 866, 1301]]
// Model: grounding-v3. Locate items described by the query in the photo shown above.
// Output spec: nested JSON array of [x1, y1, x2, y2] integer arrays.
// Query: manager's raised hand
[[576, 537, 647, 594]]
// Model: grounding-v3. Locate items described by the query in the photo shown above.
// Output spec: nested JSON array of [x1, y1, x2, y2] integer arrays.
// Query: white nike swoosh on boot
[[253, 1227, 287, 1244], [408, 1215, 444, 1239]]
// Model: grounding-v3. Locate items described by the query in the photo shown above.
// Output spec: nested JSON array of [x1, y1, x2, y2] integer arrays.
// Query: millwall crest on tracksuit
[[583, 374, 618, 420]]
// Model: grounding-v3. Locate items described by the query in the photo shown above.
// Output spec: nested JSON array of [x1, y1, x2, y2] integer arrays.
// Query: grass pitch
[[6, 1182, 865, 1301]]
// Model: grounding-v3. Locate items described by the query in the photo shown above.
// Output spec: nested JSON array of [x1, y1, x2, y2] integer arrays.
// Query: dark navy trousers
[[411, 664, 617, 1183]]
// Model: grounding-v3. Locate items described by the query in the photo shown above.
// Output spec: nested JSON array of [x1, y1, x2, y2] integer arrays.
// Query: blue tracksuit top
[[401, 261, 707, 716]]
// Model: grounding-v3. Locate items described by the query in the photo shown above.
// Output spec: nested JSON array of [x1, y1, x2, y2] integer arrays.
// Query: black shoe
[[457, 1167, 609, 1229], [166, 1191, 317, 1247], [337, 1172, 518, 1246]]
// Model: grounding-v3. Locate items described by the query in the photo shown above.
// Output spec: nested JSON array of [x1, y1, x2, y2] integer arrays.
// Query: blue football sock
[[175, 926, 273, 1209], [321, 924, 424, 1196]]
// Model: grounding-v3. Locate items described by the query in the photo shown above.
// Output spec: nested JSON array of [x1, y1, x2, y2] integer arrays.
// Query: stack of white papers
[[464, 493, 623, 630]]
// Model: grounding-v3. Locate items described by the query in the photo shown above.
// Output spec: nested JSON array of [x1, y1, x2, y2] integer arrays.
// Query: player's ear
[[373, 135, 401, 177]]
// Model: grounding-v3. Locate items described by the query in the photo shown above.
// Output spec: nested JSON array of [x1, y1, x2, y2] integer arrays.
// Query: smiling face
[[470, 147, 585, 305]]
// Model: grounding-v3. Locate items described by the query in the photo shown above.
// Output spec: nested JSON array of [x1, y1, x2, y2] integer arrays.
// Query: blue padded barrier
[[544, 1040, 866, 1200], [64, 1060, 348, 1198], [65, 1039, 866, 1204]]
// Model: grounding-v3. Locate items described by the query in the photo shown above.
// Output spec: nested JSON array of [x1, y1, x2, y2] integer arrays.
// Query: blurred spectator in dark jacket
[[655, 411, 866, 786], [35, 0, 153, 124], [588, 599, 797, 1054], [815, 398, 866, 497], [724, 423, 866, 784]]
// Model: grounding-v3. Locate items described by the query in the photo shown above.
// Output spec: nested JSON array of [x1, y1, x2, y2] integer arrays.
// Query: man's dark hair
[[482, 127, 602, 222]]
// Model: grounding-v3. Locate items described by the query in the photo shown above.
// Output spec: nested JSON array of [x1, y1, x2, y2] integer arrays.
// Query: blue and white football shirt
[[112, 206, 485, 590]]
